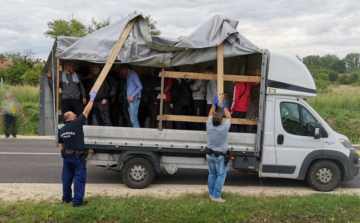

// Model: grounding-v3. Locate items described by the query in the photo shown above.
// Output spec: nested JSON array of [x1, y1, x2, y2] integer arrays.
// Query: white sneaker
[[211, 197, 226, 203]]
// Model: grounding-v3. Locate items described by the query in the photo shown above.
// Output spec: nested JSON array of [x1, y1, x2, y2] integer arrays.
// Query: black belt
[[64, 149, 88, 158]]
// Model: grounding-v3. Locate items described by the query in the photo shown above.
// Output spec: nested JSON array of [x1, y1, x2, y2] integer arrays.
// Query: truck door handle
[[277, 134, 284, 145]]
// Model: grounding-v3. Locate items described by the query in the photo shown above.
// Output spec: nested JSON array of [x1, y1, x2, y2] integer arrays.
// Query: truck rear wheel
[[306, 160, 341, 191], [121, 157, 155, 189]]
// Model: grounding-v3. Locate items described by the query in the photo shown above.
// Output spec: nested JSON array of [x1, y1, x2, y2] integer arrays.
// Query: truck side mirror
[[314, 121, 321, 139]]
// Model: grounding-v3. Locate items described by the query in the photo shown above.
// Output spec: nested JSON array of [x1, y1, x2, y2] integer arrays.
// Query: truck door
[[272, 98, 324, 179]]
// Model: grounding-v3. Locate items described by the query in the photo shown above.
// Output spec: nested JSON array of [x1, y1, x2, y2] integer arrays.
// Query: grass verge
[[1, 193, 360, 223]]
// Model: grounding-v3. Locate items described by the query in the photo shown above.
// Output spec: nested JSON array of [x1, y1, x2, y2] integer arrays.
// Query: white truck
[[39, 14, 359, 191]]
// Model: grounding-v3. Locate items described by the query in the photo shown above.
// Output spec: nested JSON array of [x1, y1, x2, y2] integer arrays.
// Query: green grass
[[1, 193, 360, 223], [308, 85, 360, 143]]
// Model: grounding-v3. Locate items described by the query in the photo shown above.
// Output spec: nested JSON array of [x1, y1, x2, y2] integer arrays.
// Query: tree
[[134, 11, 161, 36], [44, 16, 110, 38], [328, 71, 338, 82], [87, 18, 110, 34], [21, 62, 44, 85], [343, 53, 360, 70], [0, 50, 42, 85], [303, 55, 321, 66]]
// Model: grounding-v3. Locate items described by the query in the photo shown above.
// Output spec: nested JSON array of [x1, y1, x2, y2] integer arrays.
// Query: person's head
[[120, 64, 132, 76], [142, 66, 151, 74], [64, 111, 77, 122], [5, 92, 13, 100], [212, 112, 222, 126], [63, 60, 75, 75], [204, 66, 215, 74], [191, 65, 202, 73], [90, 63, 101, 75]]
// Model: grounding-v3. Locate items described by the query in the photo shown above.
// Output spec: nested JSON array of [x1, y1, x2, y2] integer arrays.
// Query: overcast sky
[[1, 0, 359, 60]]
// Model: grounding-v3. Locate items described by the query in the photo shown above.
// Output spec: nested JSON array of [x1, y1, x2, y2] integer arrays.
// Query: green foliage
[[328, 71, 338, 82], [303, 55, 320, 66], [21, 62, 44, 85], [134, 11, 161, 36], [0, 50, 42, 85], [343, 53, 360, 70], [1, 193, 360, 222], [44, 16, 110, 38], [308, 85, 360, 143]]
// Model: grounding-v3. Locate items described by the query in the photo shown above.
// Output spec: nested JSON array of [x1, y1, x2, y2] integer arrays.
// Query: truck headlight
[[339, 139, 351, 149]]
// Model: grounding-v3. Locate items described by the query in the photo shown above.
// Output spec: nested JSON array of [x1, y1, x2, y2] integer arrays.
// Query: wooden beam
[[157, 115, 258, 125], [217, 43, 224, 94], [56, 59, 61, 116], [162, 71, 261, 82], [90, 18, 137, 93], [246, 69, 261, 76], [158, 68, 165, 130]]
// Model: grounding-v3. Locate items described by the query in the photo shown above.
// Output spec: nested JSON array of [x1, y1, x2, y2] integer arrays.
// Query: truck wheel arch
[[298, 150, 348, 181], [117, 151, 160, 172]]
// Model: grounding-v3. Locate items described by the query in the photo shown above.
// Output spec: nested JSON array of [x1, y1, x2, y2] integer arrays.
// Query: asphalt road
[[0, 138, 359, 189]]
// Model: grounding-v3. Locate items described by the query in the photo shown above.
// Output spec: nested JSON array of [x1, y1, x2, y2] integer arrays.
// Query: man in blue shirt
[[58, 91, 96, 207], [206, 96, 231, 203], [120, 64, 142, 128]]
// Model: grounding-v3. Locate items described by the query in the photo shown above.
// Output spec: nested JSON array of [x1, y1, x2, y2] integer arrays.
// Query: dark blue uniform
[[58, 114, 87, 206]]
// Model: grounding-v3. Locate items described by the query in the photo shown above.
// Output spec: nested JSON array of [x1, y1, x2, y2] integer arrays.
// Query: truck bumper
[[343, 148, 359, 182]]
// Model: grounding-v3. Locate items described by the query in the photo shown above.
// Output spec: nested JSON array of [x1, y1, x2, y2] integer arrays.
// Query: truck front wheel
[[306, 160, 341, 191], [121, 157, 155, 189]]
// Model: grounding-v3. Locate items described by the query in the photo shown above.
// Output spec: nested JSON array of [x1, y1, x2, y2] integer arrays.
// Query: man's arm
[[83, 91, 97, 118], [58, 143, 64, 151], [130, 74, 143, 98]]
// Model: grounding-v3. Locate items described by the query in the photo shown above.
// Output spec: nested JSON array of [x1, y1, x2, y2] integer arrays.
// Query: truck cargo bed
[[77, 126, 256, 153]]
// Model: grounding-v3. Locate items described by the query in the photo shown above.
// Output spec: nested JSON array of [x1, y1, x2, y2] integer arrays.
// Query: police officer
[[58, 91, 97, 207]]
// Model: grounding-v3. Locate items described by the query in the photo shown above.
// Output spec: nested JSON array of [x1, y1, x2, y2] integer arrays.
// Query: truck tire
[[121, 157, 155, 189], [306, 160, 341, 191]]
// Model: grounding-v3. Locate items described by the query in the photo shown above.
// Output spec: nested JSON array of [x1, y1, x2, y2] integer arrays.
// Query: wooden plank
[[162, 71, 261, 82], [90, 18, 137, 93], [56, 59, 60, 116], [157, 115, 258, 125], [158, 68, 165, 130], [217, 43, 224, 94], [246, 69, 261, 76]]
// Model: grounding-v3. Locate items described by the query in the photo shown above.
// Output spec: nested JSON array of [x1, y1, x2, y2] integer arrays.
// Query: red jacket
[[164, 78, 173, 102], [230, 82, 259, 112]]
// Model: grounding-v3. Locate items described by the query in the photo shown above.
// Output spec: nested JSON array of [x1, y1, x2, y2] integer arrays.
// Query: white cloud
[[0, 0, 359, 60]]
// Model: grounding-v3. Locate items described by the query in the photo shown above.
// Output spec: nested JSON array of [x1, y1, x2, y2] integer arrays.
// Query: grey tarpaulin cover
[[55, 13, 261, 67]]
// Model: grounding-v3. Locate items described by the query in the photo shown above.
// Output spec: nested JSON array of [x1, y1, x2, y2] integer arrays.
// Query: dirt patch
[[1, 183, 360, 203]]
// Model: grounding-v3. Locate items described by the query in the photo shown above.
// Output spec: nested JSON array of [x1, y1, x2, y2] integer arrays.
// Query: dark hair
[[121, 64, 132, 70], [212, 112, 222, 126], [205, 66, 215, 73]]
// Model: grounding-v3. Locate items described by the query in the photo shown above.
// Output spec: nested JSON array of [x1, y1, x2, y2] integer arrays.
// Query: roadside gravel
[[1, 183, 360, 203]]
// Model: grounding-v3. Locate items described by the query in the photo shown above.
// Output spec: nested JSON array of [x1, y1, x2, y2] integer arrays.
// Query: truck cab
[[259, 51, 359, 191]]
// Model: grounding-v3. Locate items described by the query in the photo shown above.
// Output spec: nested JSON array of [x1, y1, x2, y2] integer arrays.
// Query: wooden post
[[56, 59, 61, 115], [158, 68, 165, 130], [90, 18, 137, 93], [217, 43, 224, 95]]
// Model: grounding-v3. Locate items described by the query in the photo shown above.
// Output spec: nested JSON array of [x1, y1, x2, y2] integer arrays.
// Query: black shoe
[[13, 135, 17, 138], [5, 135, 9, 138], [62, 198, 73, 204], [74, 201, 88, 207]]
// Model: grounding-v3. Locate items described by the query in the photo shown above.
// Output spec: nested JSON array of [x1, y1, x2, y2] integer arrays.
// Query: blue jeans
[[128, 98, 140, 128], [206, 154, 229, 199], [62, 157, 86, 206]]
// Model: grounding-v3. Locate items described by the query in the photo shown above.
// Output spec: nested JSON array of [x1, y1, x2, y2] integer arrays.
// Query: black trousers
[[148, 101, 159, 128], [94, 101, 112, 126], [193, 100, 206, 130], [4, 114, 17, 136], [162, 101, 173, 129], [229, 111, 254, 133], [61, 99, 83, 117]]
